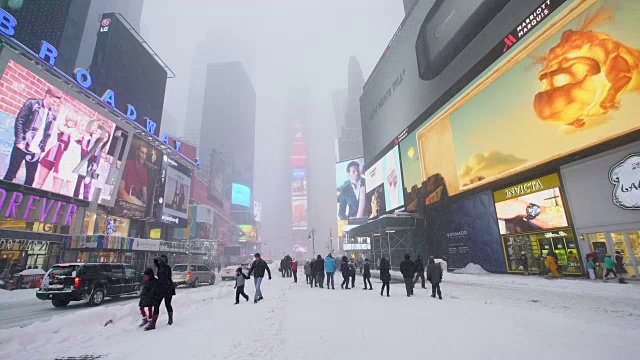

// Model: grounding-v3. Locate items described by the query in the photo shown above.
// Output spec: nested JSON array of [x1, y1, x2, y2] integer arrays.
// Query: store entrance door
[[586, 231, 640, 278]]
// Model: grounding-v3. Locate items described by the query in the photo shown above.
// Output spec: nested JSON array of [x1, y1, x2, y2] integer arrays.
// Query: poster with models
[[400, 0, 640, 211]]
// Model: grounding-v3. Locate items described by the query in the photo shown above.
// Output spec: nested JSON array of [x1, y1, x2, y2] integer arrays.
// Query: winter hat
[[144, 268, 154, 277], [160, 254, 168, 262], [236, 267, 243, 273], [404, 254, 410, 260], [254, 253, 261, 258], [364, 258, 369, 262]]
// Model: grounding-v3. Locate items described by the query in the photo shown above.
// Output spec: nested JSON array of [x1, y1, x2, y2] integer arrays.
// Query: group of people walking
[[400, 254, 444, 299], [586, 251, 628, 284], [299, 253, 445, 299], [279, 255, 298, 283], [138, 254, 175, 331]]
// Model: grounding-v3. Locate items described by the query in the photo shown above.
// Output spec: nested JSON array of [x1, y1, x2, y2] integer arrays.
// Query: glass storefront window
[[611, 233, 636, 276], [0, 218, 64, 234], [587, 233, 607, 263], [82, 212, 97, 235], [97, 215, 130, 236], [627, 231, 640, 276], [502, 228, 581, 275]]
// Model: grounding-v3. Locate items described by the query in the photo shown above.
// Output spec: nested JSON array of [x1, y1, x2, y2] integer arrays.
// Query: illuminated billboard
[[231, 183, 251, 207], [494, 174, 569, 235], [239, 225, 256, 242], [336, 158, 365, 220], [0, 60, 119, 203], [114, 136, 162, 218], [365, 146, 404, 218], [292, 168, 307, 199], [292, 199, 307, 230], [156, 156, 191, 227], [401, 1, 640, 211]]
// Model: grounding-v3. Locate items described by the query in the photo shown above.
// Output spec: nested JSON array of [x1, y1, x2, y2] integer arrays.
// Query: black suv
[[36, 263, 143, 307]]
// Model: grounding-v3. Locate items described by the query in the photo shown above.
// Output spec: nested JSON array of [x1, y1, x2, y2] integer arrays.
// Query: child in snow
[[139, 268, 157, 327], [586, 255, 596, 280], [234, 267, 250, 304]]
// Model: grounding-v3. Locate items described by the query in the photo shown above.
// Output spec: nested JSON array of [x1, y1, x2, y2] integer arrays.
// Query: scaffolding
[[346, 215, 425, 271]]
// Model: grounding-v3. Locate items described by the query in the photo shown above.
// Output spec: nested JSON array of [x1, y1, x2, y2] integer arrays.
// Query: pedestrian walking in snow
[[362, 258, 372, 290], [400, 254, 415, 297], [304, 261, 311, 284], [603, 253, 617, 280], [280, 258, 286, 278], [315, 255, 325, 288], [519, 252, 529, 275], [309, 259, 317, 288], [248, 253, 272, 303], [545, 253, 560, 279], [586, 255, 596, 280], [291, 260, 298, 283], [340, 256, 350, 289], [413, 255, 425, 289], [349, 259, 356, 288], [614, 251, 628, 284], [138, 268, 157, 327], [145, 255, 175, 331], [234, 267, 250, 304], [379, 257, 391, 297], [324, 254, 336, 289], [427, 257, 443, 300]]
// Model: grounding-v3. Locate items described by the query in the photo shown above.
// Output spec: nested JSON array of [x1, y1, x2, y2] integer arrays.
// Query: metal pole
[[312, 228, 316, 257]]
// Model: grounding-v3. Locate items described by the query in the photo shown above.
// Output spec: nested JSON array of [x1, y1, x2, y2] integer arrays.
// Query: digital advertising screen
[[0, 60, 119, 203], [400, 1, 640, 212], [292, 198, 307, 230], [494, 174, 569, 235], [336, 158, 365, 220], [191, 205, 214, 240], [90, 13, 167, 136], [208, 150, 225, 201], [239, 224, 256, 242], [364, 146, 404, 218], [292, 168, 307, 199], [231, 183, 251, 207], [114, 136, 162, 218], [157, 156, 191, 226]]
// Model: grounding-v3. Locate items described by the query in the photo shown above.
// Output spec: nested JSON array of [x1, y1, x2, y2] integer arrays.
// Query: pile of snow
[[454, 263, 489, 274], [18, 269, 45, 276], [0, 288, 38, 304]]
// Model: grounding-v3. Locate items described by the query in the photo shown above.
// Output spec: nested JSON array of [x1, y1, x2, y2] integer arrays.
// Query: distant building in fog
[[336, 56, 365, 162], [197, 62, 256, 224], [403, 0, 416, 15]]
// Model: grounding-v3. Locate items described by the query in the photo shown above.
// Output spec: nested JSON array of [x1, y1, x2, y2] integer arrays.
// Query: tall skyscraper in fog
[[403, 0, 416, 15], [199, 62, 256, 208], [337, 56, 365, 162]]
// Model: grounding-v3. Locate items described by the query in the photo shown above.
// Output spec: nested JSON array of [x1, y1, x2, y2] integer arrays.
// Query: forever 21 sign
[[609, 153, 640, 210]]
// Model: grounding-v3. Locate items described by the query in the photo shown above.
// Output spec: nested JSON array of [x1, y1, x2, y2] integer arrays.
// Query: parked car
[[172, 264, 216, 288], [220, 265, 237, 281], [36, 263, 142, 307]]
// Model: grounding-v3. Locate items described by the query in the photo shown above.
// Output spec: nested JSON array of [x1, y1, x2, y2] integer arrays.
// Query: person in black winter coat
[[427, 258, 443, 299], [340, 256, 350, 289], [614, 251, 628, 284], [138, 268, 157, 327], [362, 258, 372, 290], [349, 259, 356, 288], [400, 254, 415, 297], [315, 255, 325, 288], [413, 255, 426, 289], [309, 259, 317, 288], [379, 257, 391, 297], [248, 253, 272, 303], [146, 255, 175, 331]]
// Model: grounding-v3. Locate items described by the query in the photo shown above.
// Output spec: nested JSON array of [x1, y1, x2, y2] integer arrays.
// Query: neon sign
[[0, 8, 193, 165], [0, 187, 77, 225]]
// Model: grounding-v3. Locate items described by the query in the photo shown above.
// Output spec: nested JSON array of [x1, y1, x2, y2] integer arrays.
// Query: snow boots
[[167, 311, 173, 326], [144, 313, 159, 331]]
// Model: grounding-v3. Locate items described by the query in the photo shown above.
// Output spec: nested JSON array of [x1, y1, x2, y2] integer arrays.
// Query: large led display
[[292, 199, 307, 230], [0, 60, 118, 203], [401, 1, 640, 211], [239, 224, 256, 242], [114, 135, 162, 218], [231, 183, 251, 208], [156, 156, 191, 227], [335, 158, 365, 220], [364, 146, 404, 218]]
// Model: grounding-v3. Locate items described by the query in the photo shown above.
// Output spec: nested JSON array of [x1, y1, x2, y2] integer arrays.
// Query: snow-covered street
[[1, 270, 639, 360]]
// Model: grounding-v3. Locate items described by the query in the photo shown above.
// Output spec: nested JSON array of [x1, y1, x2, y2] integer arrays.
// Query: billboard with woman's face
[[157, 155, 191, 227], [0, 60, 118, 202]]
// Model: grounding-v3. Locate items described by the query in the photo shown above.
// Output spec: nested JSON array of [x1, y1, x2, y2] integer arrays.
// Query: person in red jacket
[[291, 260, 298, 283]]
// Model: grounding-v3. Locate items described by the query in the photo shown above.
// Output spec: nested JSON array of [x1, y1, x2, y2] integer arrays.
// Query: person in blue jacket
[[324, 254, 336, 290]]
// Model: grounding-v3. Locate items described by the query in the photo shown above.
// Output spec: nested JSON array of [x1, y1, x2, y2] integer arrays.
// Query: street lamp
[[308, 228, 316, 257]]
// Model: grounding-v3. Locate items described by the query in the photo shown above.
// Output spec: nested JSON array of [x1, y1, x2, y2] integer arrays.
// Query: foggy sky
[[139, 0, 404, 253]]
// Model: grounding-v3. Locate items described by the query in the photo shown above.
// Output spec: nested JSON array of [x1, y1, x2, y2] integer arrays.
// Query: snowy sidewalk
[[1, 271, 639, 360]]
